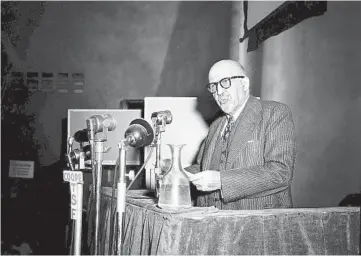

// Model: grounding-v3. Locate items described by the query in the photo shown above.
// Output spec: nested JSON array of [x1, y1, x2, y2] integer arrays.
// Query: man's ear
[[242, 77, 250, 92]]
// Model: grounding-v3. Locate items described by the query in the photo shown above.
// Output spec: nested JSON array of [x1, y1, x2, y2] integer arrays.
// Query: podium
[[86, 188, 360, 255]]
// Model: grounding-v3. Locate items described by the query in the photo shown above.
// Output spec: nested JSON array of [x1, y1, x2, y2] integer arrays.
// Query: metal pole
[[86, 119, 97, 255], [155, 132, 162, 197], [117, 142, 127, 255], [74, 182, 83, 255], [155, 132, 161, 169], [94, 141, 104, 255]]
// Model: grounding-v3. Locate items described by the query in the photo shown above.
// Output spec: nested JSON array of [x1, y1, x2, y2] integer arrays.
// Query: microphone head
[[125, 118, 154, 148], [69, 145, 91, 161], [87, 114, 117, 133], [73, 129, 89, 143], [151, 110, 173, 125], [102, 114, 117, 131]]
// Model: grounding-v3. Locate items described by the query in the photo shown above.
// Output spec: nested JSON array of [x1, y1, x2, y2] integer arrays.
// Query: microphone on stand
[[114, 118, 154, 255], [85, 114, 116, 255], [86, 114, 117, 143], [73, 129, 89, 143], [124, 118, 155, 148], [151, 110, 173, 125], [149, 111, 172, 187], [87, 114, 117, 134], [68, 144, 92, 163]]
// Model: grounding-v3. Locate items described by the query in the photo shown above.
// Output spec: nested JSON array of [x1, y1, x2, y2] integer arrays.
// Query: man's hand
[[183, 170, 195, 180], [163, 160, 195, 180], [189, 170, 221, 192]]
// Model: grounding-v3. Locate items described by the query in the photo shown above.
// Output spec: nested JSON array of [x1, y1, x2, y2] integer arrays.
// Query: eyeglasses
[[206, 76, 245, 94]]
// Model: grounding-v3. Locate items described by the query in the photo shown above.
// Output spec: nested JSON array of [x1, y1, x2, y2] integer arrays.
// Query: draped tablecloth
[[87, 188, 360, 255]]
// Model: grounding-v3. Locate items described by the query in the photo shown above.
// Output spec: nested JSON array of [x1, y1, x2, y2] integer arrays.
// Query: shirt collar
[[226, 94, 250, 122]]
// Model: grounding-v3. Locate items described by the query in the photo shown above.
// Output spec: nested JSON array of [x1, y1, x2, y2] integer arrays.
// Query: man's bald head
[[207, 59, 250, 115], [208, 60, 248, 81]]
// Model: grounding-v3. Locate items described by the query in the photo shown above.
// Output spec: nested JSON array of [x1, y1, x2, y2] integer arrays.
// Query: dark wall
[[241, 1, 361, 207], [157, 2, 232, 97], [7, 1, 235, 166]]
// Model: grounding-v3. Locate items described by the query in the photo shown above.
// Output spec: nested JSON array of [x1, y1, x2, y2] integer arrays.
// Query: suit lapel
[[202, 116, 226, 170], [226, 96, 262, 168]]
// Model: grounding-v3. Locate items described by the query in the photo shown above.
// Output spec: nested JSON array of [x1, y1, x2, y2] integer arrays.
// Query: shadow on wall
[[156, 1, 233, 125], [246, 48, 263, 98]]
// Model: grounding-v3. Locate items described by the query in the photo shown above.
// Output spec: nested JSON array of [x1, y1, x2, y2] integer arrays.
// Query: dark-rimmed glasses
[[206, 76, 245, 94]]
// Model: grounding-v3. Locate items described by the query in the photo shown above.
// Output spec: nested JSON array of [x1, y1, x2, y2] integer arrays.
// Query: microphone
[[86, 114, 117, 134], [151, 110, 173, 125], [124, 119, 154, 148], [73, 129, 89, 143], [68, 144, 91, 161]]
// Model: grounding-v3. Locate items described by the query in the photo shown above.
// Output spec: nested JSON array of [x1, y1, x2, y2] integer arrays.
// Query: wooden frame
[[240, 1, 327, 52]]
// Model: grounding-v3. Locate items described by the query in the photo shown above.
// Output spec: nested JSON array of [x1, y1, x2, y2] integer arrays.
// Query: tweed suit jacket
[[186, 96, 296, 210]]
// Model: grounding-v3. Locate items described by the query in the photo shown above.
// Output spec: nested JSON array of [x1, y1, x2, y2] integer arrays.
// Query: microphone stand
[[113, 119, 155, 255], [87, 119, 111, 255], [116, 139, 128, 255], [64, 138, 85, 256], [152, 119, 167, 198], [93, 138, 103, 255], [154, 131, 162, 197], [73, 153, 84, 256], [86, 119, 98, 255]]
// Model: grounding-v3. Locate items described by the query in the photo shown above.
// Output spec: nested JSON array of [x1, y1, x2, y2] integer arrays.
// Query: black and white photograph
[[1, 0, 360, 255]]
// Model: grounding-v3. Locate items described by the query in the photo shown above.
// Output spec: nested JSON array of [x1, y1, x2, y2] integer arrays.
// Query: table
[[86, 188, 360, 255]]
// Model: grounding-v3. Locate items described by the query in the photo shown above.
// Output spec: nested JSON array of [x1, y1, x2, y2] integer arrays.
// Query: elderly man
[[185, 59, 296, 210]]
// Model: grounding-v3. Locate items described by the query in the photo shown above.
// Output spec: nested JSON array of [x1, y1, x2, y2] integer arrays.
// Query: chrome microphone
[[151, 110, 173, 125], [86, 114, 117, 134]]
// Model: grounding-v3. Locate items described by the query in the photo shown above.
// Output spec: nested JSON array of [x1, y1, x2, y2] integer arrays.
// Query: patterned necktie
[[222, 116, 234, 143]]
